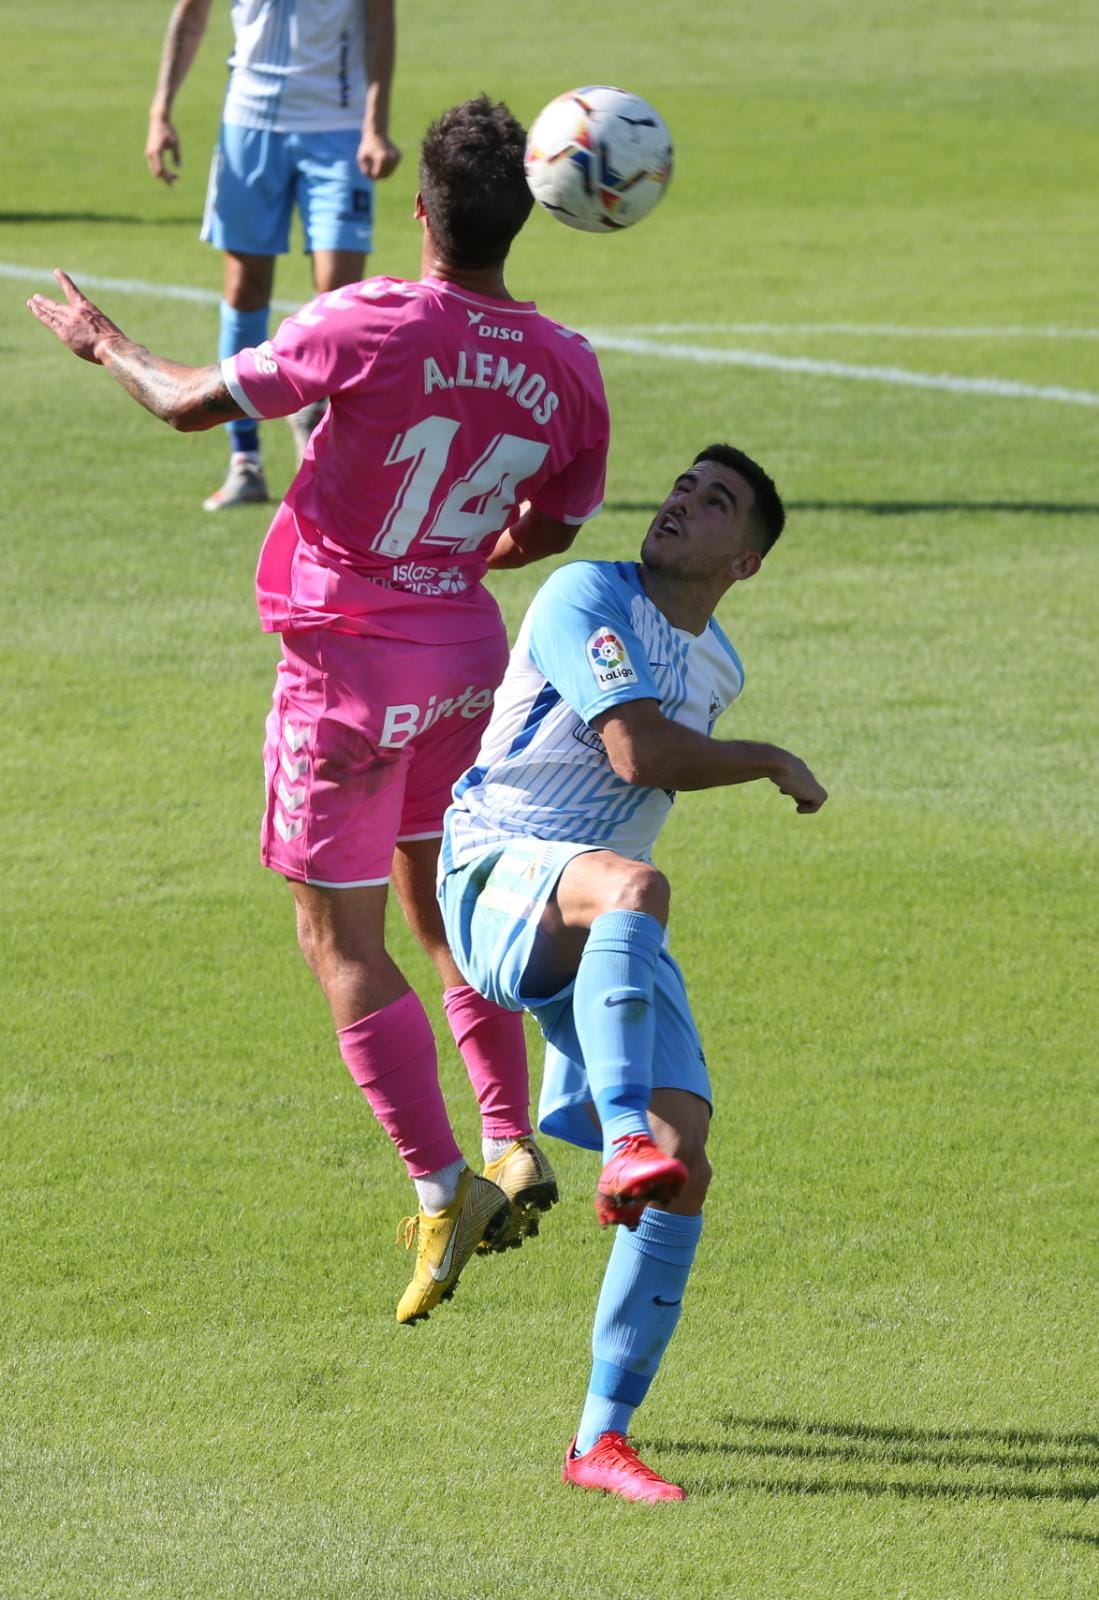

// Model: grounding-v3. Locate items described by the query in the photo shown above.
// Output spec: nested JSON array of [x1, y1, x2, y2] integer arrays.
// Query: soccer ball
[[524, 86, 673, 234]]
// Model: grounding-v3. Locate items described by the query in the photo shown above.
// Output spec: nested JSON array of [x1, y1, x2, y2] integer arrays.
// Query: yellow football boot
[[395, 1168, 510, 1324], [479, 1137, 559, 1251]]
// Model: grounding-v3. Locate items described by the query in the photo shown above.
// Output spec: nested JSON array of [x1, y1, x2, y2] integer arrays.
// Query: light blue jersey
[[224, 0, 367, 132], [441, 560, 745, 872]]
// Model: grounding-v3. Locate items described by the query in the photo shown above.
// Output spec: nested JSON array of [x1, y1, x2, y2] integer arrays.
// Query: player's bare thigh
[[528, 850, 671, 995]]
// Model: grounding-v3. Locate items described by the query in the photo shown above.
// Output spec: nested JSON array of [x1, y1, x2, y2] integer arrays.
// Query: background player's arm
[[146, 0, 214, 184], [358, 0, 401, 179], [593, 697, 827, 812], [486, 506, 581, 570], [28, 272, 243, 431]]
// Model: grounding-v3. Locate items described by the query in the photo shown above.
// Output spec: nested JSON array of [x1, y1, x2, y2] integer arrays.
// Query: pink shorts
[[260, 627, 509, 886]]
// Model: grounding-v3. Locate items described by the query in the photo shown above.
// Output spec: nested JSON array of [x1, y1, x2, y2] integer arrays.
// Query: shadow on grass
[[0, 212, 200, 227], [789, 500, 1099, 517], [603, 499, 1099, 518], [645, 1414, 1099, 1504]]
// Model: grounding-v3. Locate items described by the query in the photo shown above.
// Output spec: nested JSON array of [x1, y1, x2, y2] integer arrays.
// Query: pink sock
[[443, 984, 531, 1141], [337, 990, 463, 1179]]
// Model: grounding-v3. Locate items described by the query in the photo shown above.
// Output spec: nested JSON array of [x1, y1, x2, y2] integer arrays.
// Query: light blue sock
[[218, 301, 268, 456], [575, 1206, 703, 1455], [572, 909, 664, 1160]]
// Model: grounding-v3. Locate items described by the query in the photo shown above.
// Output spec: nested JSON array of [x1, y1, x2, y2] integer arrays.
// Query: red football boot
[[562, 1432, 686, 1502], [594, 1133, 688, 1227]]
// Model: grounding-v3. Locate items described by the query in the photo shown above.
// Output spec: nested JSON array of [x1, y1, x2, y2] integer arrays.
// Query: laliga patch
[[586, 627, 638, 690]]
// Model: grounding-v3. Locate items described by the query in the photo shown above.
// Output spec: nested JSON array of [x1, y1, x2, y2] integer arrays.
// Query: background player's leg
[[311, 248, 367, 292], [204, 251, 275, 510]]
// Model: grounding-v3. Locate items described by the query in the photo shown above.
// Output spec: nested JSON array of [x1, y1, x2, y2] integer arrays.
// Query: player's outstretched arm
[[146, 0, 214, 184], [594, 697, 827, 813], [28, 271, 245, 432], [487, 507, 580, 570]]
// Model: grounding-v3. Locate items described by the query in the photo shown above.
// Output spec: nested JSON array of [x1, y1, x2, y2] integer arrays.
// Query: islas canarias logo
[[586, 627, 637, 689]]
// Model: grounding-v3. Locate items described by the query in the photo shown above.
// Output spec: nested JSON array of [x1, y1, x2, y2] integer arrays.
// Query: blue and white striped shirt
[[441, 560, 745, 870], [224, 0, 367, 132]]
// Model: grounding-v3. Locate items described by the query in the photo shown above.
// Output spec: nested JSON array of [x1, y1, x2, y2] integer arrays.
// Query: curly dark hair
[[418, 95, 534, 269]]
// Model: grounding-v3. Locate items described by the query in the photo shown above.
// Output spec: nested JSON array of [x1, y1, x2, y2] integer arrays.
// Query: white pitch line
[[586, 332, 1099, 408], [4, 261, 302, 313], [628, 321, 1099, 340], [8, 261, 1098, 408]]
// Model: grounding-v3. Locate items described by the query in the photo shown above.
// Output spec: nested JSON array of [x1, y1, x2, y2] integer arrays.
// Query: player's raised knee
[[605, 859, 670, 921]]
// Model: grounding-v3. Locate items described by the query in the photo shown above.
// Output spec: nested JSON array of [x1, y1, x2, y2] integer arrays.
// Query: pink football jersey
[[224, 276, 610, 643]]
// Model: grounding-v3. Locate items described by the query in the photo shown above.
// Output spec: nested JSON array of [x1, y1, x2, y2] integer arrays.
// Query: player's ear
[[414, 191, 427, 221], [729, 549, 763, 584]]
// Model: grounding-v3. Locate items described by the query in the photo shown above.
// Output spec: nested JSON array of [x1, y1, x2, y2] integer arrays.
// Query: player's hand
[[26, 271, 125, 365], [146, 114, 182, 184], [772, 754, 828, 814], [357, 130, 401, 179]]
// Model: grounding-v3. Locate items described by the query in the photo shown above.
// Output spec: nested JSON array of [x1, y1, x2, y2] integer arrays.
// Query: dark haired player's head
[[694, 443, 785, 553], [418, 96, 534, 270]]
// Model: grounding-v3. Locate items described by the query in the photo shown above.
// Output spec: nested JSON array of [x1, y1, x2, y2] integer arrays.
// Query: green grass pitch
[[2, 2, 1096, 1596]]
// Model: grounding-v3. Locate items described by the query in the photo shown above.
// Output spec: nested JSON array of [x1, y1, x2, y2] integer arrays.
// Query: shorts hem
[[260, 855, 391, 889], [305, 874, 391, 888], [203, 231, 288, 256], [301, 233, 373, 256], [439, 840, 599, 1012]]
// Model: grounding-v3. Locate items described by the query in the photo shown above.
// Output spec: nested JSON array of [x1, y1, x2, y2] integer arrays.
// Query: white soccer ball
[[524, 86, 673, 234]]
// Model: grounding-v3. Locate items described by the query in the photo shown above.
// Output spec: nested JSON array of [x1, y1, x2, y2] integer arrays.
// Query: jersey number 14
[[373, 415, 550, 557]]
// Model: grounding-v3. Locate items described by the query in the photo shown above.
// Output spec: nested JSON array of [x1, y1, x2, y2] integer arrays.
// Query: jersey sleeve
[[526, 563, 659, 724], [529, 434, 608, 524], [528, 359, 610, 524], [223, 285, 388, 420]]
